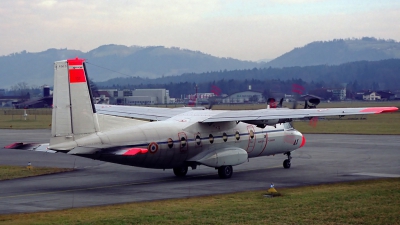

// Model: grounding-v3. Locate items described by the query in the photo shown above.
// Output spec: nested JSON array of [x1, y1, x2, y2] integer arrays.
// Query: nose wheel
[[283, 152, 291, 169]]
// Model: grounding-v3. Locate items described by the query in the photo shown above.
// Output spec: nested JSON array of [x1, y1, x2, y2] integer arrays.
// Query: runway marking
[[349, 172, 400, 178], [0, 165, 281, 200]]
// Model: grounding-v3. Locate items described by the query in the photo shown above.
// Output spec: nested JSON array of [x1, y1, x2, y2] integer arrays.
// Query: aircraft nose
[[299, 135, 306, 148]]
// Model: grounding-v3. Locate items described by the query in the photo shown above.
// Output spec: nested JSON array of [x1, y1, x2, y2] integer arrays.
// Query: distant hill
[[264, 37, 400, 68], [0, 45, 259, 88], [98, 59, 400, 91], [0, 49, 81, 88], [2, 37, 400, 89]]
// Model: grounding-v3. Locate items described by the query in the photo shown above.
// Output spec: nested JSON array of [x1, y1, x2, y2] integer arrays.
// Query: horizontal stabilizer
[[4, 143, 56, 153]]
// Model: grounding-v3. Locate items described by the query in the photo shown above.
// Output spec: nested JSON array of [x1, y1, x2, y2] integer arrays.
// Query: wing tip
[[4, 142, 24, 149], [360, 107, 399, 114]]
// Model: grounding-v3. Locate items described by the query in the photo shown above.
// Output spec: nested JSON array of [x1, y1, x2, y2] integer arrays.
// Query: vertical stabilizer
[[50, 58, 99, 147]]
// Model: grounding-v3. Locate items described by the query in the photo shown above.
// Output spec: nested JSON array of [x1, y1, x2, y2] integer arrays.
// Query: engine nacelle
[[304, 98, 321, 109]]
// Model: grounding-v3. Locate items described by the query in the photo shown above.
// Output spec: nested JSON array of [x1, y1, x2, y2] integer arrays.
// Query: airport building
[[99, 88, 170, 105], [222, 91, 265, 103], [332, 88, 346, 101]]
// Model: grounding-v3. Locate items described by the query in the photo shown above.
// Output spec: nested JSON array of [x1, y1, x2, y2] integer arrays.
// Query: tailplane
[[50, 58, 99, 147]]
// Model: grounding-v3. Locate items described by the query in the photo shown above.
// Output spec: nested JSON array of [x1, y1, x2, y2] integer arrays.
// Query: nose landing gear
[[283, 152, 291, 169]]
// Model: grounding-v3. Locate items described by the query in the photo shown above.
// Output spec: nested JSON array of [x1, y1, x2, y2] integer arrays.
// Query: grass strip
[[0, 165, 73, 181], [0, 115, 52, 129], [293, 112, 400, 134], [1, 102, 399, 133], [0, 178, 399, 225]]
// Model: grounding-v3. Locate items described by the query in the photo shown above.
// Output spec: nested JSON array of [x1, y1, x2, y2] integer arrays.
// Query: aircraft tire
[[218, 165, 233, 179], [173, 166, 188, 177], [283, 159, 291, 169]]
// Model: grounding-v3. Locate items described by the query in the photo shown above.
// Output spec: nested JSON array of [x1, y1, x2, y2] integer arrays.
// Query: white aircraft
[[5, 58, 398, 178]]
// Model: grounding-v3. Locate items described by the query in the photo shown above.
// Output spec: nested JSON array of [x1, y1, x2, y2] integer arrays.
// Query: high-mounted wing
[[201, 107, 398, 123], [95, 104, 198, 121]]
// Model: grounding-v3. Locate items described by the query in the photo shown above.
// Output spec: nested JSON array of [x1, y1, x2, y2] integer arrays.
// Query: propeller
[[208, 85, 222, 109], [291, 83, 321, 127], [208, 97, 218, 109]]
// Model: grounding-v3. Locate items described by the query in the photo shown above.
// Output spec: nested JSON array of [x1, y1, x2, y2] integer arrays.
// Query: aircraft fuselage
[[71, 110, 304, 169]]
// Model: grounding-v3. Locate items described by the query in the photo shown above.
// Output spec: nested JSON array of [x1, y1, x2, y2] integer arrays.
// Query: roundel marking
[[148, 142, 159, 153]]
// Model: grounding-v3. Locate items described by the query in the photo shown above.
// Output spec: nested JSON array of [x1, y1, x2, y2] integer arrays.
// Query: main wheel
[[173, 166, 188, 177], [218, 165, 233, 179], [283, 159, 291, 169]]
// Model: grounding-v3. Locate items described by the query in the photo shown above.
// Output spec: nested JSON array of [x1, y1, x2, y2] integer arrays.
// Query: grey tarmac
[[0, 129, 399, 214]]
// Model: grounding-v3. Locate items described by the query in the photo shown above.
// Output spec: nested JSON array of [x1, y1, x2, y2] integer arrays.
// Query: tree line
[[99, 59, 400, 98]]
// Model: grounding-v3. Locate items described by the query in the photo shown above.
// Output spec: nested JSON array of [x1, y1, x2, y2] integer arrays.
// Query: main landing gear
[[173, 165, 188, 177], [283, 152, 292, 169], [173, 165, 234, 179], [217, 165, 233, 179]]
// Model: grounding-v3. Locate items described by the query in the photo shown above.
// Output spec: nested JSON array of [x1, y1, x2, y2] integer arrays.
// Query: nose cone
[[299, 135, 306, 148]]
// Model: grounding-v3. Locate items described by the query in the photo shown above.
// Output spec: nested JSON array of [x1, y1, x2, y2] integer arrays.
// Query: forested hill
[[98, 59, 400, 91], [2, 37, 400, 89], [263, 37, 400, 68], [0, 45, 258, 88]]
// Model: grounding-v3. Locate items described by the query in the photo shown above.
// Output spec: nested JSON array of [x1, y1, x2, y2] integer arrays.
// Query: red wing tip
[[360, 107, 399, 114], [4, 143, 23, 149]]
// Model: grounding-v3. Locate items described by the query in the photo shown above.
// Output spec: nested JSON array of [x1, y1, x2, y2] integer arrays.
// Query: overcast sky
[[1, 0, 400, 61]]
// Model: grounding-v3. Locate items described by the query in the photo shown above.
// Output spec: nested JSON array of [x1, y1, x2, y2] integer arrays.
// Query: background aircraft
[[5, 58, 398, 178]]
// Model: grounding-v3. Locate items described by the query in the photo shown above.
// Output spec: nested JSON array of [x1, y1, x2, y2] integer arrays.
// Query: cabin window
[[167, 138, 173, 149], [180, 137, 187, 148], [222, 132, 228, 142], [249, 130, 254, 139], [235, 131, 240, 140], [195, 134, 201, 146], [209, 134, 214, 144]]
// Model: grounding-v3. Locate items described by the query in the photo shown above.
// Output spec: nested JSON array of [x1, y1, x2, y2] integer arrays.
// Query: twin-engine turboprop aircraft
[[5, 58, 398, 178]]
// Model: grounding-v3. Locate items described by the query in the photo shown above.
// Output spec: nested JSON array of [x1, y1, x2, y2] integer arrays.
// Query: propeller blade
[[278, 98, 284, 108], [292, 98, 298, 109], [304, 100, 308, 109]]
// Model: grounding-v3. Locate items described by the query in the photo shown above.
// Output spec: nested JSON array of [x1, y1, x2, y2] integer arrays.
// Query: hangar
[[222, 91, 265, 103]]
